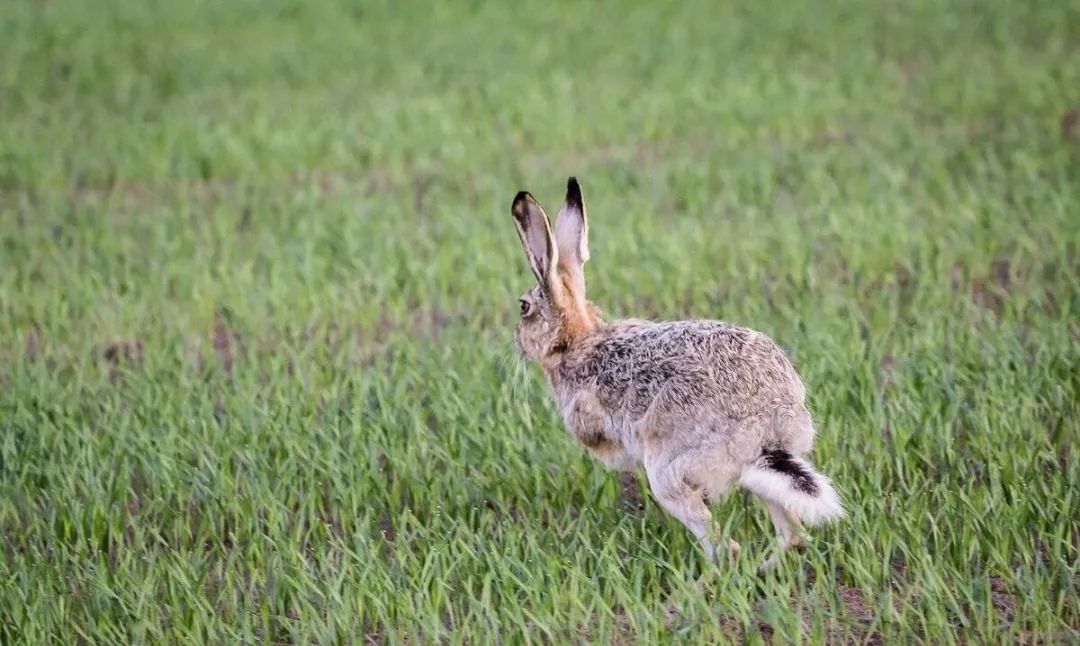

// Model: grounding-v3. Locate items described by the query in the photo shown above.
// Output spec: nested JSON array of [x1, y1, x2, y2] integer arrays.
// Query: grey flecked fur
[[510, 178, 843, 568]]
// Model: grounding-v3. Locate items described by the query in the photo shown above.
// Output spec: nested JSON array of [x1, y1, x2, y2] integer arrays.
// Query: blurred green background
[[1, 0, 1078, 642]]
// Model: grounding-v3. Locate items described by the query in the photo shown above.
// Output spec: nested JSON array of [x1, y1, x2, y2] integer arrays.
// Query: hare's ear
[[511, 191, 560, 291], [553, 177, 589, 298]]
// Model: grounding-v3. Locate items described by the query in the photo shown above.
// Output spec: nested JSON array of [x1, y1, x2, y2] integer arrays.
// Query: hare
[[510, 177, 844, 570]]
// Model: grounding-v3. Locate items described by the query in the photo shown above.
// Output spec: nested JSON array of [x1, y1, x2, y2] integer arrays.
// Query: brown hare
[[510, 177, 844, 570]]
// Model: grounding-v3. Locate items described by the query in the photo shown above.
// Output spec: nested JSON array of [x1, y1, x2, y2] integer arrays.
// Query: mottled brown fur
[[510, 177, 843, 568]]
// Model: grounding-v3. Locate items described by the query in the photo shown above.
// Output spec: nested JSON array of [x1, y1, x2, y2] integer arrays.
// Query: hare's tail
[[739, 449, 844, 525]]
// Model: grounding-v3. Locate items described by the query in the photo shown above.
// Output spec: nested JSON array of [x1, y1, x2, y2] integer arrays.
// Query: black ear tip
[[511, 191, 533, 211], [565, 177, 582, 207]]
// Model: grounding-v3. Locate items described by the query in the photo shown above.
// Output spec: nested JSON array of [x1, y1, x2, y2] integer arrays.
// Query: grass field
[[2, 0, 1079, 642]]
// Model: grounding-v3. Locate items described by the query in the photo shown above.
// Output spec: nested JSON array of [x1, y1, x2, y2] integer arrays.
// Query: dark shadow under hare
[[510, 177, 844, 572]]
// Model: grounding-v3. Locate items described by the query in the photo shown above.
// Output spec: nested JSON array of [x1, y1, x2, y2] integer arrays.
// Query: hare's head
[[511, 177, 600, 363]]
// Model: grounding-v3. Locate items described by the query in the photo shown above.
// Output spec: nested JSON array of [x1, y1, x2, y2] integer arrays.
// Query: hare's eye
[[519, 299, 531, 316]]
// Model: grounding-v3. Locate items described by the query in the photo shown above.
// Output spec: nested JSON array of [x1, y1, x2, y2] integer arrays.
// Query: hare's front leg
[[644, 455, 740, 562], [565, 392, 635, 470]]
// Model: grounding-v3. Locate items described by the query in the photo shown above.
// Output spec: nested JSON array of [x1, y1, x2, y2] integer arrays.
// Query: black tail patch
[[760, 449, 818, 495]]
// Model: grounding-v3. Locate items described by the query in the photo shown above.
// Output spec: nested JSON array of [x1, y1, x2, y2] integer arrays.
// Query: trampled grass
[[2, 0, 1079, 642]]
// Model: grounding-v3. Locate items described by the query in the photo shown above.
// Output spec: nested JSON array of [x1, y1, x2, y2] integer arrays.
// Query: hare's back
[[561, 319, 806, 421]]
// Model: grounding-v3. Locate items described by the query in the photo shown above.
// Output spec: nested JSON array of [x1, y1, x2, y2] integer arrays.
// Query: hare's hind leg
[[759, 500, 805, 572], [644, 458, 739, 562]]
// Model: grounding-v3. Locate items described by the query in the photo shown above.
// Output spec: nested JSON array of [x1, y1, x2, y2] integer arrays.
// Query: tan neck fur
[[540, 281, 601, 372]]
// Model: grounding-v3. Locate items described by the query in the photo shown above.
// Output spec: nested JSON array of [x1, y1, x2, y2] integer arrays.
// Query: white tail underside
[[739, 455, 845, 525]]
